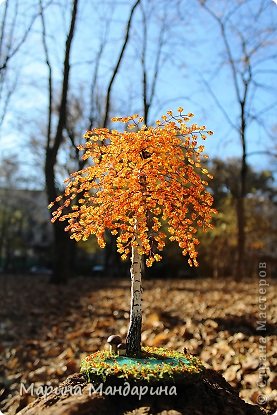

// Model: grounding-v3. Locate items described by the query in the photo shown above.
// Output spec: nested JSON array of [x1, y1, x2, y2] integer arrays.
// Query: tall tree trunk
[[50, 222, 76, 284], [235, 102, 247, 280], [236, 193, 245, 280], [45, 150, 76, 284], [41, 0, 79, 284], [126, 243, 142, 356]]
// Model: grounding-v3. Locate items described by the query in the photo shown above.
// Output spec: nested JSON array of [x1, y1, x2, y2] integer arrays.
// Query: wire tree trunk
[[126, 242, 143, 356]]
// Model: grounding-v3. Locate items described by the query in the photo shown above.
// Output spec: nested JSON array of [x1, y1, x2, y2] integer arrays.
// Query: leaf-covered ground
[[0, 275, 276, 414]]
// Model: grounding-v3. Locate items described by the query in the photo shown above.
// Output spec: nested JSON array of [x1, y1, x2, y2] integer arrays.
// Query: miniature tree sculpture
[[49, 108, 216, 357]]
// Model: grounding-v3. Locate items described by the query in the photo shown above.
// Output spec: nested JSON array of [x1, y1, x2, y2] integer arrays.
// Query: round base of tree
[[17, 359, 266, 415], [80, 347, 204, 384]]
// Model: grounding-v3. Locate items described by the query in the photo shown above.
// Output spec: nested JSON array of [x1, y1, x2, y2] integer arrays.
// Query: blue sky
[[1, 0, 277, 187]]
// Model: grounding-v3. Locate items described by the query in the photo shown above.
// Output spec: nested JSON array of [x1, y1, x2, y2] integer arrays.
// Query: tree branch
[[39, 0, 53, 151], [52, 0, 79, 160], [102, 0, 141, 128], [200, 75, 239, 132]]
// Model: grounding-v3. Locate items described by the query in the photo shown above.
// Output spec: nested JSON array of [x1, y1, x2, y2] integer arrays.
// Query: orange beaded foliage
[[49, 108, 217, 267]]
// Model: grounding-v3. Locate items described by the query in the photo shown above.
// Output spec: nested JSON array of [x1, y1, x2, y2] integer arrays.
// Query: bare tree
[[102, 0, 141, 128], [0, 0, 43, 126], [40, 0, 79, 283], [199, 0, 277, 279], [139, 1, 167, 124]]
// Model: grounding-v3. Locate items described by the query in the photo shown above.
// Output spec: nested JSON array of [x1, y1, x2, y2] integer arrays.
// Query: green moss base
[[81, 347, 205, 383]]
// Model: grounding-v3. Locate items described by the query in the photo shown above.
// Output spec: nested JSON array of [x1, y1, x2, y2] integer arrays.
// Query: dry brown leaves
[[0, 275, 276, 414]]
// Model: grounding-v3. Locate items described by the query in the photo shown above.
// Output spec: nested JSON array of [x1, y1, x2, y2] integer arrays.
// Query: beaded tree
[[50, 108, 216, 357]]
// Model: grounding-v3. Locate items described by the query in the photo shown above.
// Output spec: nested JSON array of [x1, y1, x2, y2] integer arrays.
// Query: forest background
[[0, 0, 276, 280]]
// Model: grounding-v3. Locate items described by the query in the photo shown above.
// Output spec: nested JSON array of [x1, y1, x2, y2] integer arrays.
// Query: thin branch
[[247, 150, 277, 158], [200, 2, 242, 103], [148, 10, 166, 110], [0, 0, 9, 63], [39, 0, 53, 151], [139, 2, 166, 124], [102, 0, 141, 128], [200, 75, 239, 132], [140, 2, 148, 122], [52, 0, 79, 159], [0, 2, 40, 72], [88, 10, 113, 129]]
